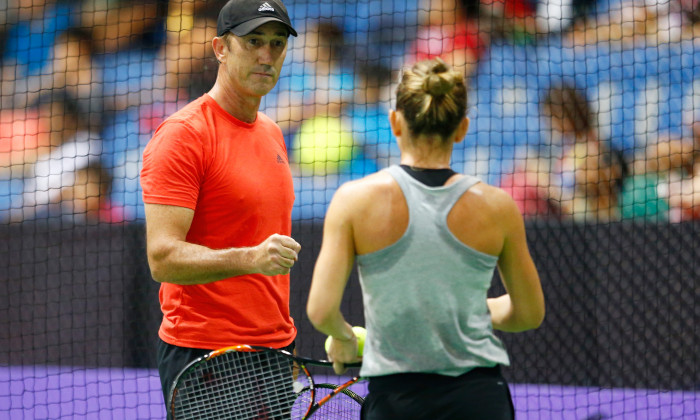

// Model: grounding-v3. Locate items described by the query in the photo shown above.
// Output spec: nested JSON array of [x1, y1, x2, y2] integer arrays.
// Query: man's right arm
[[144, 203, 300, 285]]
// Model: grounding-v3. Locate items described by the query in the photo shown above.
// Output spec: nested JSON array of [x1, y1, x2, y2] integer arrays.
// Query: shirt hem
[[158, 328, 297, 351]]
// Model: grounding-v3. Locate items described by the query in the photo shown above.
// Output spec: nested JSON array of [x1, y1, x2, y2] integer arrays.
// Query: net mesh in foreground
[[1, 0, 700, 419]]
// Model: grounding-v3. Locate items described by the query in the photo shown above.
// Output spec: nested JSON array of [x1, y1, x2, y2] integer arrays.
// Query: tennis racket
[[294, 383, 364, 419], [168, 344, 362, 420]]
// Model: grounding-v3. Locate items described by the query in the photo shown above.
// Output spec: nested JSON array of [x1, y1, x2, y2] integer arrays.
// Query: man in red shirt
[[139, 0, 300, 415]]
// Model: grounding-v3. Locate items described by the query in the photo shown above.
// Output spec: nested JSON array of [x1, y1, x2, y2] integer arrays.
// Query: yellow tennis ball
[[324, 326, 366, 357], [293, 115, 355, 175], [352, 326, 366, 357]]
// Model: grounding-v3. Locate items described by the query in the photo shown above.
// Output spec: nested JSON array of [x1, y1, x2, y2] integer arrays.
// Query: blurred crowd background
[[1, 0, 700, 223]]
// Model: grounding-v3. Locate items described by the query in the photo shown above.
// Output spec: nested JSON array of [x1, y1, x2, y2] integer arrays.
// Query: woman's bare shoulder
[[463, 180, 522, 220], [468, 180, 516, 203], [334, 171, 397, 199]]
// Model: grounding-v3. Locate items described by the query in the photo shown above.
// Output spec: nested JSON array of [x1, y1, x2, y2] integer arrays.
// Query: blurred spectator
[[13, 28, 102, 114], [50, 162, 125, 223], [99, 8, 219, 222], [540, 83, 630, 218], [541, 83, 595, 206], [544, 84, 603, 189], [277, 21, 356, 175], [83, 0, 167, 112], [0, 93, 84, 179], [645, 0, 686, 44], [565, 0, 678, 47], [165, 0, 227, 31], [0, 0, 77, 109], [0, 0, 697, 223], [480, 0, 537, 43], [161, 15, 218, 101], [49, 28, 100, 109], [271, 20, 354, 136], [407, 0, 487, 78], [348, 62, 398, 172], [679, 0, 700, 40], [668, 169, 700, 221], [79, 0, 164, 55], [161, 1, 222, 98], [536, 0, 575, 33], [7, 91, 102, 222], [556, 136, 675, 222], [561, 144, 626, 221], [534, 0, 596, 34], [139, 13, 218, 132], [499, 149, 559, 218], [643, 135, 700, 221], [0, 0, 74, 74], [0, 108, 45, 178], [616, 138, 676, 221]]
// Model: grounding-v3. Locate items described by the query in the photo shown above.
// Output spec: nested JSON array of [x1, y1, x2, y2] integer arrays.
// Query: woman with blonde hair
[[307, 58, 545, 419]]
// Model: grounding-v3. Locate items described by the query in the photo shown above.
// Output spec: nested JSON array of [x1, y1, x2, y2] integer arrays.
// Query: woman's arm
[[306, 184, 361, 372], [488, 191, 546, 332]]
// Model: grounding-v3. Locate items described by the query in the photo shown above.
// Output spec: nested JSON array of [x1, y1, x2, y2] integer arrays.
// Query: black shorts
[[360, 366, 515, 420], [157, 338, 296, 420], [157, 338, 211, 418]]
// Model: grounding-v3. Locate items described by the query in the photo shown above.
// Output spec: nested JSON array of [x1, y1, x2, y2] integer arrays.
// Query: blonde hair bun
[[421, 59, 454, 97], [395, 57, 467, 140]]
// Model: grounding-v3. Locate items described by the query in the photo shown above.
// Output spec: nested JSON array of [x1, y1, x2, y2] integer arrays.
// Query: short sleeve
[[140, 120, 205, 210]]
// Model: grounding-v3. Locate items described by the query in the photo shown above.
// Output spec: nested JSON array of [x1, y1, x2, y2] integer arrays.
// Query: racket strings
[[172, 350, 310, 420], [301, 384, 364, 420], [312, 394, 362, 420]]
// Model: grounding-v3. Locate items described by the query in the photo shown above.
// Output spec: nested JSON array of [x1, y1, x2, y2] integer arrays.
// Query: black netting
[[1, 0, 699, 418]]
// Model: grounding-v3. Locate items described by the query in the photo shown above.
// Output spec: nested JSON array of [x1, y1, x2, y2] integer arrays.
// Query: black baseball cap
[[217, 0, 297, 38]]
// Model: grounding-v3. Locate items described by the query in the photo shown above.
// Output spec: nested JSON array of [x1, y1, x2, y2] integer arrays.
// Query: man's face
[[221, 21, 289, 98]]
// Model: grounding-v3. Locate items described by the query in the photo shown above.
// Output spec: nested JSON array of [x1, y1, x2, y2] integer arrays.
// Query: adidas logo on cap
[[258, 2, 275, 12], [217, 0, 297, 37]]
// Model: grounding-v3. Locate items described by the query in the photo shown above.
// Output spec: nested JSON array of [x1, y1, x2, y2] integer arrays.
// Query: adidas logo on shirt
[[258, 2, 275, 12], [276, 154, 285, 164]]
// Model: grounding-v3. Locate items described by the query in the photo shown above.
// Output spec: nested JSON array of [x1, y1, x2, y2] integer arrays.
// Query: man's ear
[[212, 36, 227, 63]]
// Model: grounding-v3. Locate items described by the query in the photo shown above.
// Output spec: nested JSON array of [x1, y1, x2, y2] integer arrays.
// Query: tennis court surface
[[2, 366, 698, 419]]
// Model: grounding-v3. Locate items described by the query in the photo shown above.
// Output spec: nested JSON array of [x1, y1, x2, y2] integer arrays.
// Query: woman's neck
[[399, 145, 452, 169]]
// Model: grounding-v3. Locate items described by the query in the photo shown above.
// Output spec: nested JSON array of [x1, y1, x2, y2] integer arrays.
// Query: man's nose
[[258, 44, 276, 64]]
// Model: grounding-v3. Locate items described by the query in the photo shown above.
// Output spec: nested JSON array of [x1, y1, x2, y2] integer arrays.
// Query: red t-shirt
[[141, 94, 296, 350]]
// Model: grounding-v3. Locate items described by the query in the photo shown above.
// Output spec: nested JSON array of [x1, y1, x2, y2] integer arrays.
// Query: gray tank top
[[357, 165, 510, 377]]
